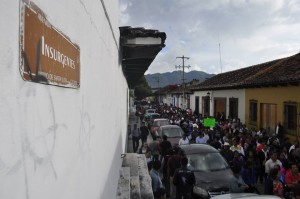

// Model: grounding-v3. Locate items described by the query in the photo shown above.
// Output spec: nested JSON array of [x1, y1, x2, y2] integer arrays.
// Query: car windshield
[[186, 153, 229, 172], [153, 120, 169, 127], [162, 128, 182, 138], [151, 114, 160, 119], [147, 110, 155, 114]]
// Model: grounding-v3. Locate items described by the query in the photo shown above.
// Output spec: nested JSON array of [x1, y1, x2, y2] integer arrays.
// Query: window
[[202, 96, 210, 117], [249, 100, 257, 123], [195, 96, 199, 114], [284, 102, 297, 132]]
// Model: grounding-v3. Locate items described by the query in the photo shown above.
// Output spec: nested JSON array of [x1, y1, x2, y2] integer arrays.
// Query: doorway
[[260, 103, 277, 135]]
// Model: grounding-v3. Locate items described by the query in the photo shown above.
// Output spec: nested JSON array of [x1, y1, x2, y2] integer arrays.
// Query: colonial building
[[190, 53, 300, 139]]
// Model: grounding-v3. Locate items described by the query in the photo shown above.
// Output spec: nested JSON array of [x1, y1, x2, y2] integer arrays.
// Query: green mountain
[[145, 70, 215, 88]]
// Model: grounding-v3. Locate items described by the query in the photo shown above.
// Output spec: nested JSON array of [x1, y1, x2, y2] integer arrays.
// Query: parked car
[[156, 125, 184, 146], [145, 109, 156, 115], [178, 144, 233, 199], [213, 193, 280, 199], [150, 118, 170, 136], [144, 113, 160, 125]]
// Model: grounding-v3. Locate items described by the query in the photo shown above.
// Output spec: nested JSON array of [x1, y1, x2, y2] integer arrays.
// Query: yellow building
[[244, 53, 300, 141], [246, 86, 300, 140], [191, 52, 300, 141]]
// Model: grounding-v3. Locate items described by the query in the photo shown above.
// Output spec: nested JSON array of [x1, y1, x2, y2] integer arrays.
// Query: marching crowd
[[132, 103, 300, 199]]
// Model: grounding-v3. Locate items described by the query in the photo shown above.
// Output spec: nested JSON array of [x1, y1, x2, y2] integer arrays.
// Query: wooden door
[[214, 98, 226, 118], [260, 103, 277, 135]]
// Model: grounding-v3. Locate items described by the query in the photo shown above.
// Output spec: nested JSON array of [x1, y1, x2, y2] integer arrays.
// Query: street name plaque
[[20, 2, 80, 88]]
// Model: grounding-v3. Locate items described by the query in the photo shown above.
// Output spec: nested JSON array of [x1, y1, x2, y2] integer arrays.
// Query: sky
[[119, 0, 300, 75]]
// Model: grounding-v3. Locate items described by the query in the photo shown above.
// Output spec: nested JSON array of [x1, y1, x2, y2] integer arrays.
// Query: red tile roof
[[192, 53, 300, 90]]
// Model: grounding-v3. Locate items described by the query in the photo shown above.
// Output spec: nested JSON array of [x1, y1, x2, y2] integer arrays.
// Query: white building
[[190, 89, 246, 123], [0, 1, 165, 199]]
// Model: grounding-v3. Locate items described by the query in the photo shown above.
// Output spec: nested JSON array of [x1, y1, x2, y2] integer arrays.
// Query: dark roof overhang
[[120, 26, 166, 89]]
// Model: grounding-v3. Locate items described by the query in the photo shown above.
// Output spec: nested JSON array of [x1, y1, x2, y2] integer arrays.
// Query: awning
[[120, 26, 166, 88]]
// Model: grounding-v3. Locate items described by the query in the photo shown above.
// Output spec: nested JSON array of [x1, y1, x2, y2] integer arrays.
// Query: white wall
[[0, 0, 127, 199], [190, 89, 246, 123]]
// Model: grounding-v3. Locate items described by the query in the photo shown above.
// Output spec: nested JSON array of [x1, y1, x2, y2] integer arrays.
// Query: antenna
[[218, 34, 223, 73]]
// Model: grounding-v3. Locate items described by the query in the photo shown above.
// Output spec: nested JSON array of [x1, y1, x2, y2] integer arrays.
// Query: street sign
[[20, 2, 80, 88]]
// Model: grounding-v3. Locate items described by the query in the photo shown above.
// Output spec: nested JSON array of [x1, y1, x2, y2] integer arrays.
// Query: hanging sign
[[20, 2, 80, 88]]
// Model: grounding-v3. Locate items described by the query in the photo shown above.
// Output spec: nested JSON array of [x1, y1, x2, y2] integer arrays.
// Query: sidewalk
[[127, 112, 140, 153], [127, 113, 153, 153], [118, 111, 154, 199]]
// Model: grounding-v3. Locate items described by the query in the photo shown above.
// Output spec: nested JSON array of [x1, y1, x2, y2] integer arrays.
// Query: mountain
[[145, 70, 215, 88]]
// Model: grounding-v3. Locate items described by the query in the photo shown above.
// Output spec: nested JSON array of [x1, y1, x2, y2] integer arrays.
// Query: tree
[[134, 76, 152, 100]]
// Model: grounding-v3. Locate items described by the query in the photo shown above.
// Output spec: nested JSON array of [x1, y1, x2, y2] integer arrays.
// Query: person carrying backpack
[[173, 157, 195, 199]]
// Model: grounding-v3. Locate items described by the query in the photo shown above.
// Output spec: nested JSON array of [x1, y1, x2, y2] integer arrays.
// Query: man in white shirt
[[265, 151, 282, 176], [179, 134, 189, 145]]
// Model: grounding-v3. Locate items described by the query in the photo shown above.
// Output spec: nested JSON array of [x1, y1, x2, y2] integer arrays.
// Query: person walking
[[229, 165, 249, 193], [159, 135, 172, 160], [138, 142, 151, 154], [264, 167, 284, 198], [179, 134, 189, 145], [168, 147, 182, 199], [173, 157, 195, 199], [265, 151, 282, 177], [149, 140, 160, 161], [140, 122, 149, 145], [150, 161, 164, 195], [131, 123, 140, 153]]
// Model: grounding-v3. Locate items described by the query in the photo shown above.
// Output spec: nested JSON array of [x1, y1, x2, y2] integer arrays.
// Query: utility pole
[[175, 55, 190, 108], [153, 75, 160, 104]]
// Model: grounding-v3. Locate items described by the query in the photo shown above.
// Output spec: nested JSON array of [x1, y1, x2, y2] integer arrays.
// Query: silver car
[[157, 125, 184, 146]]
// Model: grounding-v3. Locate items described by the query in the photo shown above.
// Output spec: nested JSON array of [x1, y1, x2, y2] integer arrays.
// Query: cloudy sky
[[119, 0, 300, 75]]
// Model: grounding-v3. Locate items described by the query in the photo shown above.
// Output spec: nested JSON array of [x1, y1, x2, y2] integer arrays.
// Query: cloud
[[120, 0, 300, 74]]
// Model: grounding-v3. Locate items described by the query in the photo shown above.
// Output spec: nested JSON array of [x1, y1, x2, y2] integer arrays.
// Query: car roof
[[153, 118, 169, 122], [146, 109, 156, 111], [179, 144, 219, 154], [149, 113, 160, 115], [153, 118, 169, 121], [213, 193, 280, 199], [160, 125, 181, 129]]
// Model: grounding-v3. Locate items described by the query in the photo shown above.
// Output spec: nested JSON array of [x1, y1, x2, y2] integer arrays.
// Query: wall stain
[[79, 98, 95, 155]]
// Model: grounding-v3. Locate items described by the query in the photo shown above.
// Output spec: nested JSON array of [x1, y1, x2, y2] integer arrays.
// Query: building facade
[[246, 85, 300, 140], [191, 53, 300, 140]]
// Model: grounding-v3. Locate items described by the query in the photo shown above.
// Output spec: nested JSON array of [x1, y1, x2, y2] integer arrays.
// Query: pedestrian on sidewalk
[[132, 123, 140, 153]]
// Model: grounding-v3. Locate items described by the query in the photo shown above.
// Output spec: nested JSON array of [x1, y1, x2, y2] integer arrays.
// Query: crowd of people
[[132, 103, 300, 199]]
